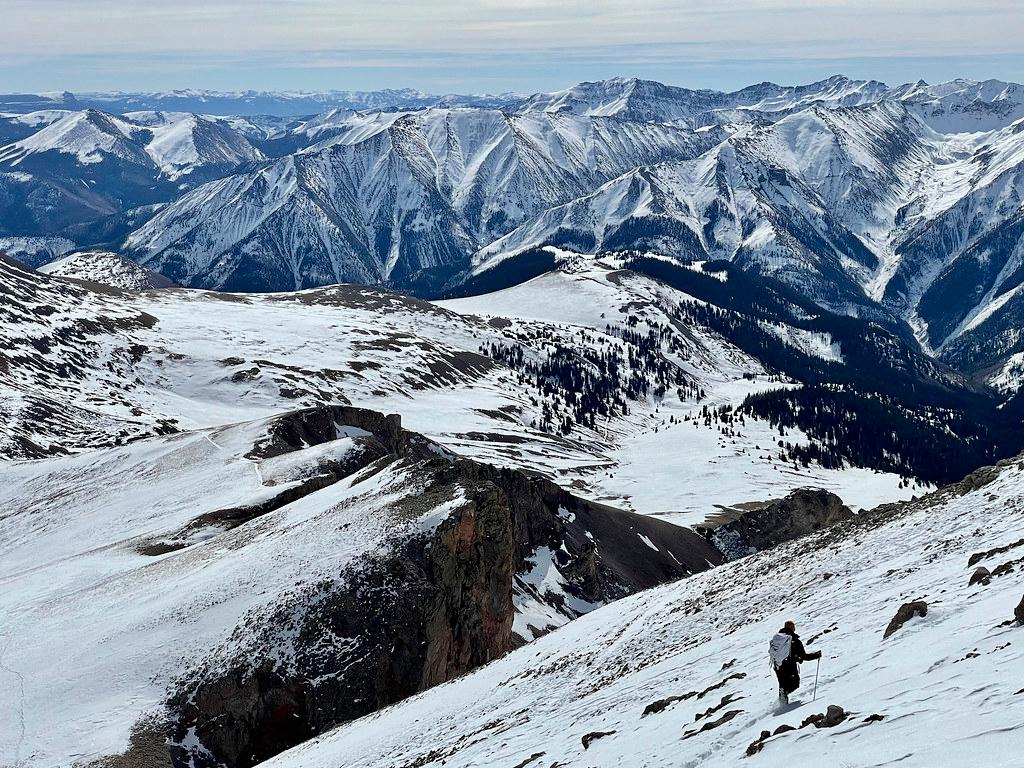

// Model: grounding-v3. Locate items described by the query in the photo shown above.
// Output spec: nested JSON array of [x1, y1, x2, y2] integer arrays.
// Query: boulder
[[883, 601, 928, 639], [822, 705, 848, 727], [969, 566, 991, 587]]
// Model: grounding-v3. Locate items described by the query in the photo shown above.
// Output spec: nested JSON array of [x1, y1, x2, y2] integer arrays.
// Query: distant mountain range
[[3, 74, 1024, 393], [0, 88, 525, 117]]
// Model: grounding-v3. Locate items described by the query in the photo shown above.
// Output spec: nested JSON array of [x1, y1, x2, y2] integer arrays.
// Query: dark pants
[[775, 660, 800, 694]]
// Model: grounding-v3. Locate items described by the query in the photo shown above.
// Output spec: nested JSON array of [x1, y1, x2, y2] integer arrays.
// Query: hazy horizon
[[3, 1, 1022, 94]]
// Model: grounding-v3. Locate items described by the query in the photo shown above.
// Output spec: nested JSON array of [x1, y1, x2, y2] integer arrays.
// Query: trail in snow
[[0, 631, 27, 768]]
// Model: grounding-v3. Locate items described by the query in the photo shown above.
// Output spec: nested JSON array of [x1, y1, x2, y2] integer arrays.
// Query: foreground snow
[[263, 458, 1024, 768], [0, 417, 447, 766]]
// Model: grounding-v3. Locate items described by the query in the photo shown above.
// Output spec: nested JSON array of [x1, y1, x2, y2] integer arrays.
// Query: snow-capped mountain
[[2, 224, 1022, 766], [7, 74, 1024, 384], [122, 109, 721, 290], [0, 109, 264, 236], [6, 73, 1024, 768], [518, 75, 894, 126]]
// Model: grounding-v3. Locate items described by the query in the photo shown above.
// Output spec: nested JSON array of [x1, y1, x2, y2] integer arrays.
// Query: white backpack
[[768, 632, 792, 669]]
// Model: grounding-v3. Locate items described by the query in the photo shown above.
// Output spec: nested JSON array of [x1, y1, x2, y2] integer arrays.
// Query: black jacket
[[780, 627, 820, 664]]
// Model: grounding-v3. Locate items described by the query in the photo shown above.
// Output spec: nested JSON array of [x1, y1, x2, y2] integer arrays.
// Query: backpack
[[768, 632, 792, 669]]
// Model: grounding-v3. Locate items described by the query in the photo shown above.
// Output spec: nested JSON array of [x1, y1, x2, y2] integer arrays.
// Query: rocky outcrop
[[1015, 595, 1024, 625], [167, 405, 722, 768], [701, 488, 854, 560], [884, 600, 928, 639]]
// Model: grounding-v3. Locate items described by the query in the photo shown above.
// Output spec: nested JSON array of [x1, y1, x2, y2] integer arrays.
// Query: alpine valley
[[1, 75, 1023, 768]]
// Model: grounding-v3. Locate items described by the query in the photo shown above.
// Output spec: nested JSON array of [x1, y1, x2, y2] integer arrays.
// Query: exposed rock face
[[701, 488, 854, 560], [884, 600, 929, 639], [1015, 595, 1024, 625], [168, 405, 722, 768]]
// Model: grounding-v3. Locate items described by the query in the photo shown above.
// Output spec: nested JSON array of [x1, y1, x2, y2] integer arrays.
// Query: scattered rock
[[884, 601, 928, 639], [643, 672, 748, 717], [773, 724, 796, 735], [969, 567, 991, 587], [800, 705, 849, 729], [695, 693, 743, 721], [581, 731, 616, 750], [800, 713, 823, 729], [696, 672, 746, 700], [511, 752, 545, 768], [681, 710, 743, 740], [968, 537, 1024, 567], [642, 695, 686, 717], [959, 465, 1000, 493], [864, 713, 885, 723]]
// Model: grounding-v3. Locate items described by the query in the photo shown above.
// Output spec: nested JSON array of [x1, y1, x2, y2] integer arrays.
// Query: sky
[[2, 0, 1023, 94]]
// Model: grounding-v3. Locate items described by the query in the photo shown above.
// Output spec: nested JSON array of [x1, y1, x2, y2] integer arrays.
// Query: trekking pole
[[812, 658, 820, 701]]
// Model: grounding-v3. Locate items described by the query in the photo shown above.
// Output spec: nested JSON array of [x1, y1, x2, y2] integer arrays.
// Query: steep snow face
[[0, 108, 266, 237], [0, 109, 150, 166], [900, 78, 1024, 132], [38, 250, 177, 290], [473, 139, 885, 317], [127, 112, 265, 180], [259, 456, 1024, 768]]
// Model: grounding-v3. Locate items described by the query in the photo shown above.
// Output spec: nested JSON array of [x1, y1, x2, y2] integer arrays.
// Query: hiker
[[768, 620, 821, 704]]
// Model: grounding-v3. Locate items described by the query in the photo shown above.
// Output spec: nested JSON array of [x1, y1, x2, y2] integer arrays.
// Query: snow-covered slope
[[126, 111, 266, 180], [0, 109, 264, 236], [0, 256, 923, 521], [259, 454, 1024, 768], [38, 250, 177, 290], [6, 76, 1024, 387]]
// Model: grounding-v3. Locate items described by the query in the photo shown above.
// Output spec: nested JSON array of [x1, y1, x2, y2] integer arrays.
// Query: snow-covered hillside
[[38, 250, 177, 290], [259, 454, 1024, 768], [1, 255, 928, 519]]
